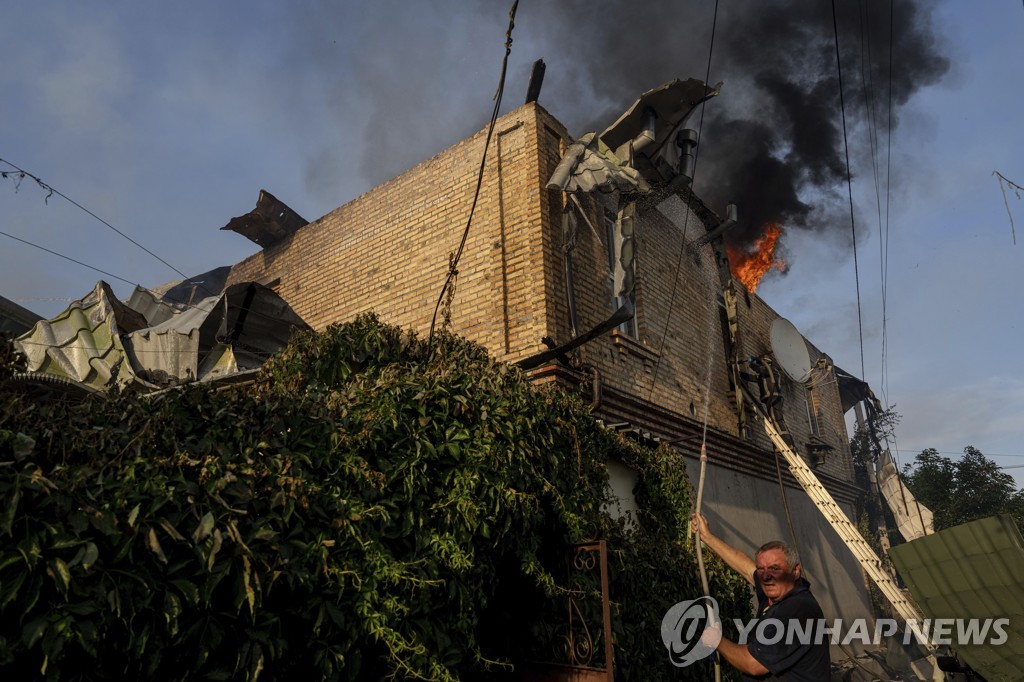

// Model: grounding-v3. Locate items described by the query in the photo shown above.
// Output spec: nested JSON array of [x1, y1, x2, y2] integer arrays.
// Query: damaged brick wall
[[226, 101, 854, 486]]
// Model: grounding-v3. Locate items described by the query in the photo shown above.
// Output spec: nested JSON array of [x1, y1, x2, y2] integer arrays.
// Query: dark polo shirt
[[743, 576, 830, 681]]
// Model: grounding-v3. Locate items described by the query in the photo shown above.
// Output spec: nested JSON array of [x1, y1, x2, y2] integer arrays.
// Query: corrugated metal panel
[[16, 280, 308, 393], [126, 286, 184, 327], [15, 281, 151, 390], [889, 515, 1024, 681]]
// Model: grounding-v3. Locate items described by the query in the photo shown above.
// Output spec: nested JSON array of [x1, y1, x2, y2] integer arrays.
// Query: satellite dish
[[770, 317, 813, 383]]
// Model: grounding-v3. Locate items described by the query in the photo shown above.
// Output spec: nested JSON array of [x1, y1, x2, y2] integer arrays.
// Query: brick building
[[225, 97, 874, 625]]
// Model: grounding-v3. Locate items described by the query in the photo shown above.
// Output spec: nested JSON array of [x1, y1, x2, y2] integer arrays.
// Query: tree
[[902, 447, 1024, 531]]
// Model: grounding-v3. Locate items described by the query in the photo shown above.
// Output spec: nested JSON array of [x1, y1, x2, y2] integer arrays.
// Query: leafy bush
[[0, 316, 749, 680]]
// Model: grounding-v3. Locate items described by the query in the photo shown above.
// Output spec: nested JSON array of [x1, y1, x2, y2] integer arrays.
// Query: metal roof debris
[[889, 515, 1024, 681], [221, 190, 308, 248], [878, 449, 935, 541], [144, 265, 232, 308], [15, 280, 308, 393], [547, 78, 720, 198], [547, 132, 648, 194], [600, 79, 719, 175]]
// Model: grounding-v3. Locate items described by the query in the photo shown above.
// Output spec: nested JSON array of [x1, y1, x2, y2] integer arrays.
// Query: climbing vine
[[0, 316, 749, 680]]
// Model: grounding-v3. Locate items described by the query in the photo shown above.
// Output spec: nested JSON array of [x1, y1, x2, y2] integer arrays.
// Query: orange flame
[[726, 223, 788, 293]]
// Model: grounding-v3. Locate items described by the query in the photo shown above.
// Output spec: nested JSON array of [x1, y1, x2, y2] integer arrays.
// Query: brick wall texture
[[226, 102, 855, 484]]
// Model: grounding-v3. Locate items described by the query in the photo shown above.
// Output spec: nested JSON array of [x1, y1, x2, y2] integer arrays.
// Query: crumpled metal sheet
[[16, 281, 150, 389], [546, 132, 648, 194], [889, 515, 1024, 681], [547, 78, 721, 194], [139, 265, 231, 311], [221, 190, 308, 248], [16, 280, 309, 392], [878, 449, 935, 541], [126, 286, 184, 327], [599, 78, 721, 153]]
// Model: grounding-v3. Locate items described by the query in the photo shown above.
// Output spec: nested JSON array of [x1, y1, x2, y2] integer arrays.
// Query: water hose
[[693, 441, 722, 682]]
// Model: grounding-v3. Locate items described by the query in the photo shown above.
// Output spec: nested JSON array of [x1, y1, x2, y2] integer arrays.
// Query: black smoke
[[294, 1, 949, 258], [526, 0, 950, 252]]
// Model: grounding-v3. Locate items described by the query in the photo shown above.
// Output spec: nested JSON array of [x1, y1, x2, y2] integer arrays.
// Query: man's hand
[[689, 513, 756, 586], [699, 611, 723, 649], [691, 512, 712, 540]]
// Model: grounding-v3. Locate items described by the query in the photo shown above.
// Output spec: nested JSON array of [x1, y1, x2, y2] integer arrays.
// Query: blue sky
[[2, 2, 1022, 483]]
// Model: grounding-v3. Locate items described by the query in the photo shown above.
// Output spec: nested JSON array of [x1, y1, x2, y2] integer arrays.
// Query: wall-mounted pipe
[[676, 128, 699, 183], [632, 107, 658, 154], [581, 362, 603, 411]]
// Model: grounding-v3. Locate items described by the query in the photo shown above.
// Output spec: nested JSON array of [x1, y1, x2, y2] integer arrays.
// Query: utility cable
[[994, 171, 1022, 245], [832, 0, 867, 380], [1, 158, 203, 290], [0, 159, 304, 327], [428, 0, 518, 342], [856, 0, 889, 402], [13, 339, 276, 357], [0, 229, 293, 333], [659, 7, 721, 681], [0, 229, 137, 287], [0, 160, 304, 332], [648, 0, 719, 403], [881, 0, 894, 405], [896, 449, 1024, 458]]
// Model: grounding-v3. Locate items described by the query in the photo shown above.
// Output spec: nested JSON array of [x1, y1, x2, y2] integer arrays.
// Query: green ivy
[[0, 316, 749, 680]]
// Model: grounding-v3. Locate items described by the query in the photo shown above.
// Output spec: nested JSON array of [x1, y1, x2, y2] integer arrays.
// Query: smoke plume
[[529, 0, 950, 252], [298, 1, 949, 261]]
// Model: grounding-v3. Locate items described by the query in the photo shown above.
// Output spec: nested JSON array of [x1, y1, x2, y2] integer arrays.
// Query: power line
[[896, 449, 1024, 459], [15, 338, 275, 357], [857, 0, 893, 407], [7, 297, 80, 303], [647, 0, 720, 402], [0, 229, 294, 332], [0, 229, 138, 287], [428, 0, 518, 341], [0, 157, 207, 292], [855, 0, 899, 457], [880, 0, 894, 408], [0, 161, 304, 331], [832, 0, 867, 380], [993, 170, 1021, 245]]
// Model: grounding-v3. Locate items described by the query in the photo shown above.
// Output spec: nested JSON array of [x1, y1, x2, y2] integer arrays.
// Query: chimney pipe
[[676, 128, 699, 182], [630, 107, 658, 155], [525, 59, 546, 104], [698, 204, 739, 244]]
